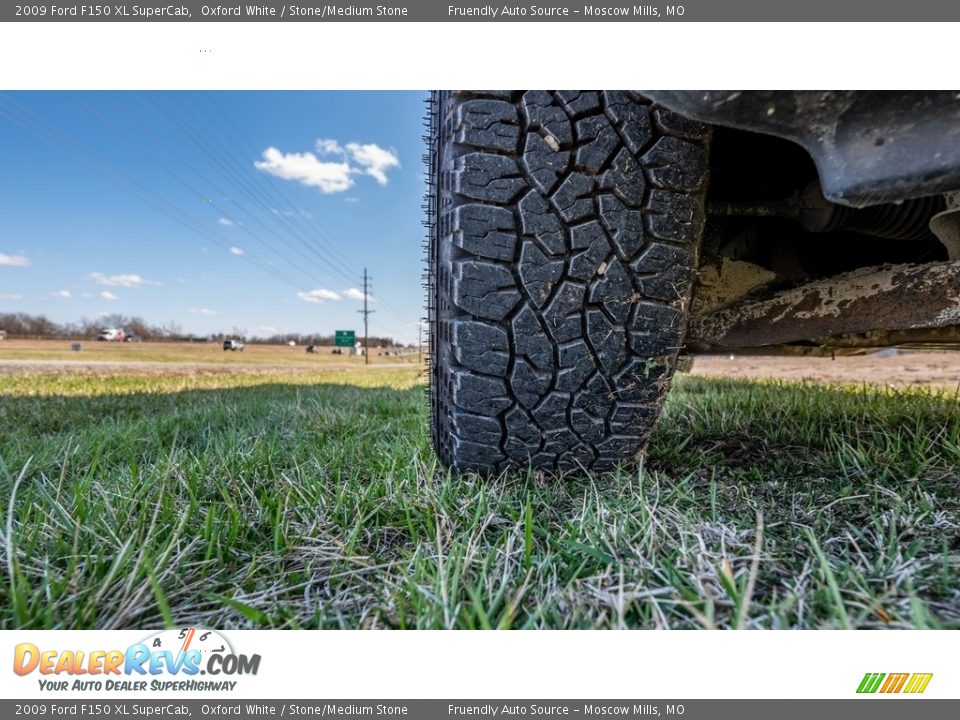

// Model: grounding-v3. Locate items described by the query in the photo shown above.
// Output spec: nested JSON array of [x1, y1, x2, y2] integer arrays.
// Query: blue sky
[[0, 91, 427, 343]]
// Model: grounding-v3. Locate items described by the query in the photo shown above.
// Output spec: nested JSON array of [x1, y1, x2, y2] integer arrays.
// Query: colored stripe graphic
[[904, 674, 934, 694], [857, 672, 932, 694], [880, 673, 909, 693], [857, 673, 885, 693]]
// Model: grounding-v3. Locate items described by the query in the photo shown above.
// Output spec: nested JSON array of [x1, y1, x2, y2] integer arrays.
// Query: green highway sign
[[335, 330, 356, 347]]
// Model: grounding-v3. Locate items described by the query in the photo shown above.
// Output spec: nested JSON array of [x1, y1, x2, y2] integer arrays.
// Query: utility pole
[[358, 267, 374, 366]]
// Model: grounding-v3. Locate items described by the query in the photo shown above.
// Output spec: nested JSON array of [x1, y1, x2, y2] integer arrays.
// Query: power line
[[165, 93, 380, 298], [165, 94, 412, 336], [197, 92, 366, 279], [0, 94, 312, 294], [174, 93, 414, 335], [196, 92, 413, 330], [74, 92, 326, 290], [2, 91, 415, 342], [139, 93, 355, 287], [137, 92, 412, 334], [104, 91, 326, 284]]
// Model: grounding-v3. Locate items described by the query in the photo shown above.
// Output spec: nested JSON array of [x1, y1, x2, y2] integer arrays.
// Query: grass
[[0, 367, 958, 629]]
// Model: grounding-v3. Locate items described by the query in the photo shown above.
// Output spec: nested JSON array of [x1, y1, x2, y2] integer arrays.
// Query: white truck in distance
[[97, 328, 125, 342]]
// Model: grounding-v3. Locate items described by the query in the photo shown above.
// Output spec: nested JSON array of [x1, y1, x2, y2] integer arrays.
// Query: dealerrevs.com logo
[[13, 628, 261, 692], [857, 673, 933, 695]]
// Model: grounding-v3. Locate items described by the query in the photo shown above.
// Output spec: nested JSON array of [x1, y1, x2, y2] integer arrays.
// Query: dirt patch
[[690, 350, 960, 391]]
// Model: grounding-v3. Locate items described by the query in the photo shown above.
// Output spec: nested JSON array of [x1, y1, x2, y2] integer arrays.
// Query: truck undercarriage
[[651, 91, 960, 355]]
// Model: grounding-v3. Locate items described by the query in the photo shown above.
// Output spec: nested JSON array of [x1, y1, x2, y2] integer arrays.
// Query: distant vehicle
[[287, 340, 297, 347], [97, 328, 125, 342], [306, 344, 318, 353], [0, 330, 6, 340], [223, 339, 245, 351], [125, 335, 142, 343]]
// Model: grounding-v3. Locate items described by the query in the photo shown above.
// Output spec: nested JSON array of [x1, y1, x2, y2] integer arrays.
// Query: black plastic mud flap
[[645, 91, 960, 207]]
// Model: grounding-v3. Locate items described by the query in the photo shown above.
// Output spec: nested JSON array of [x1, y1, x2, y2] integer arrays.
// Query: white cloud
[[188, 307, 219, 316], [344, 197, 360, 204], [229, 246, 245, 256], [100, 291, 119, 301], [256, 139, 399, 194], [0, 252, 30, 267], [89, 272, 160, 288], [52, 290, 71, 299], [342, 287, 372, 301], [218, 217, 239, 227], [297, 288, 341, 304], [255, 147, 354, 194], [346, 142, 400, 185], [0, 292, 22, 301], [316, 138, 343, 155]]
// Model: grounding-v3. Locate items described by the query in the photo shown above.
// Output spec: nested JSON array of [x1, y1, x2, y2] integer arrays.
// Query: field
[[0, 348, 958, 629], [0, 338, 419, 373]]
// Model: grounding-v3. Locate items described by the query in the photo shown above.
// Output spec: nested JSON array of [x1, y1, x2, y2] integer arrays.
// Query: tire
[[426, 91, 710, 474]]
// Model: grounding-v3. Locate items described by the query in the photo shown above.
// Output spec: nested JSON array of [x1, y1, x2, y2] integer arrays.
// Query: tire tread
[[428, 90, 709, 473]]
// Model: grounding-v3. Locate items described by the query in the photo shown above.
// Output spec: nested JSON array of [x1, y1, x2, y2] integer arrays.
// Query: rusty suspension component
[[687, 261, 960, 348]]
